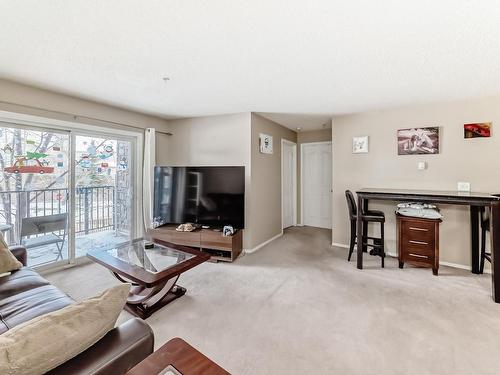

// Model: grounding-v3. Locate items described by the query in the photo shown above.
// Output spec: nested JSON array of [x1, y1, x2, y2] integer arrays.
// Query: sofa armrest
[[9, 245, 27, 266], [46, 318, 154, 375]]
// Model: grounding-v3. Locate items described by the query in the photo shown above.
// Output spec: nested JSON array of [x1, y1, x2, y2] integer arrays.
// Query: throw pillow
[[0, 232, 22, 274], [0, 283, 130, 375]]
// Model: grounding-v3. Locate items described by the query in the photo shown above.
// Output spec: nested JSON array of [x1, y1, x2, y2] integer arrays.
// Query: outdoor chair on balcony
[[20, 213, 68, 261]]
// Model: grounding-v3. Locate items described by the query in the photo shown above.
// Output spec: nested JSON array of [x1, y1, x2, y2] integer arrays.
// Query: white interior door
[[282, 140, 296, 229], [302, 142, 332, 229]]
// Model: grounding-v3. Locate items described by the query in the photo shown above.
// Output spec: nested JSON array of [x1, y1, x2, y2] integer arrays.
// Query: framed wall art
[[464, 122, 491, 138], [397, 127, 439, 155], [259, 133, 273, 154], [352, 136, 369, 154]]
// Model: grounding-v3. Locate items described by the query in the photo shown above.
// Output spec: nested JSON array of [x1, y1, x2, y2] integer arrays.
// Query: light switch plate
[[457, 182, 471, 192], [417, 162, 427, 170]]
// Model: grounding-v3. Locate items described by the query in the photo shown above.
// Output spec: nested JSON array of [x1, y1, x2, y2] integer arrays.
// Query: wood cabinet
[[396, 214, 441, 275], [148, 226, 243, 262]]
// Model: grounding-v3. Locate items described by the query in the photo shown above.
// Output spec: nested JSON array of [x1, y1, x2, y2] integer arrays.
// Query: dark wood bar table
[[355, 188, 500, 302]]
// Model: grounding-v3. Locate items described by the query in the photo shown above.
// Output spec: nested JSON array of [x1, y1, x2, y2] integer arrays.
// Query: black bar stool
[[345, 190, 386, 267], [480, 206, 491, 274]]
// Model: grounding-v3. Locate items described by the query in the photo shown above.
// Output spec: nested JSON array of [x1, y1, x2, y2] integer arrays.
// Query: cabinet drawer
[[401, 220, 435, 232], [150, 229, 201, 248], [404, 228, 435, 243], [201, 233, 233, 251], [402, 221, 436, 238], [402, 221, 436, 241], [170, 231, 201, 247], [401, 236, 435, 254], [402, 252, 434, 265], [402, 238, 435, 256]]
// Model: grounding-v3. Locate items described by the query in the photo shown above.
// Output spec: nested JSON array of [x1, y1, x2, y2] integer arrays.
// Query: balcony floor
[[27, 229, 130, 267]]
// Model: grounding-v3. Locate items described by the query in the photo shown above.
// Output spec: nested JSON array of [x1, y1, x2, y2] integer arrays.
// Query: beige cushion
[[0, 232, 22, 274], [0, 283, 130, 375]]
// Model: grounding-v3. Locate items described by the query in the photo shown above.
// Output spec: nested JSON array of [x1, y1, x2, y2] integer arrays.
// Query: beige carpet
[[45, 226, 500, 375]]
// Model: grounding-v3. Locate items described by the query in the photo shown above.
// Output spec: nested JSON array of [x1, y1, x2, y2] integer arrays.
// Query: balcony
[[0, 186, 130, 267]]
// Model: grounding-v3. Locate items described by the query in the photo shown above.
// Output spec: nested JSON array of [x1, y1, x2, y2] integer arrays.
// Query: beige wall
[[296, 127, 332, 222], [162, 113, 298, 250], [297, 128, 332, 144], [250, 113, 297, 248], [332, 95, 500, 268], [0, 79, 171, 159], [162, 113, 252, 248]]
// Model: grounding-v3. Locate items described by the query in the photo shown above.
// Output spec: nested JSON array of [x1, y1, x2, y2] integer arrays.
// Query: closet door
[[302, 142, 332, 229]]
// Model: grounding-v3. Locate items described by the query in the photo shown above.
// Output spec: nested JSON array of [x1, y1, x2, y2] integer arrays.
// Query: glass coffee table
[[87, 238, 210, 319]]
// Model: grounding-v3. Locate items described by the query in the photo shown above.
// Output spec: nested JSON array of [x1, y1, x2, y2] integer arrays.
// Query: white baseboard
[[331, 243, 487, 272], [245, 232, 283, 254], [332, 242, 349, 249], [384, 251, 487, 272]]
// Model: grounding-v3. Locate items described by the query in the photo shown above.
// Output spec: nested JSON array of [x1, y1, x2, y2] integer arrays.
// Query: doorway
[[281, 139, 297, 229], [301, 141, 332, 229]]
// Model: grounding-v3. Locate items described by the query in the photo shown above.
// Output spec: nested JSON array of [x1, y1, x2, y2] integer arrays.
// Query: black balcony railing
[[0, 186, 116, 244], [75, 186, 115, 234]]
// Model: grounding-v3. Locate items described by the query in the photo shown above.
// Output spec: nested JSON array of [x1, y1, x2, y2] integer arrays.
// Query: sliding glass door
[[0, 123, 70, 267], [0, 121, 137, 268], [73, 134, 133, 257]]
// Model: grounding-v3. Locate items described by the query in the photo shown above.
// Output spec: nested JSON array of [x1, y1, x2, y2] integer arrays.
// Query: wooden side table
[[397, 213, 442, 275], [126, 338, 230, 375]]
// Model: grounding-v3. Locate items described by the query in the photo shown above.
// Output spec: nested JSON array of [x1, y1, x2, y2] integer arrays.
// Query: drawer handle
[[409, 253, 429, 259], [409, 227, 429, 232], [409, 240, 428, 245]]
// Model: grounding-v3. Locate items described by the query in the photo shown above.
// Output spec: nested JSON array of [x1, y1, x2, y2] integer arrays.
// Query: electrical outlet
[[457, 182, 471, 192]]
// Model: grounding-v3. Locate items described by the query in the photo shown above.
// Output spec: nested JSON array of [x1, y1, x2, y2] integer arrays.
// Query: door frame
[[0, 110, 144, 272], [281, 139, 297, 230], [300, 141, 332, 227]]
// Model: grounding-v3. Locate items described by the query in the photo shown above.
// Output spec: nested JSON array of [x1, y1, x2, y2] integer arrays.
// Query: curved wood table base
[[112, 272, 140, 286], [111, 271, 186, 319]]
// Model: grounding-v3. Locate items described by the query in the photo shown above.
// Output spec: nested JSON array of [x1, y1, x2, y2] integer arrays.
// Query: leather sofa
[[0, 246, 154, 374]]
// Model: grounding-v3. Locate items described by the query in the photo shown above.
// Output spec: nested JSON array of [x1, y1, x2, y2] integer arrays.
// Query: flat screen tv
[[153, 166, 245, 229]]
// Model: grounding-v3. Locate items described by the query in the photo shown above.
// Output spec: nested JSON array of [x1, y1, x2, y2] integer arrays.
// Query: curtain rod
[[0, 100, 173, 136]]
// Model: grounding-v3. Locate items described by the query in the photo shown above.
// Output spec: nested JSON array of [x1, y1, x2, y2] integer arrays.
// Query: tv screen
[[153, 166, 245, 229]]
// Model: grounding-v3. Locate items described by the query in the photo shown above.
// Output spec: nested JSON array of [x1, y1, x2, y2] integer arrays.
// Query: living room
[[1, 2, 500, 375]]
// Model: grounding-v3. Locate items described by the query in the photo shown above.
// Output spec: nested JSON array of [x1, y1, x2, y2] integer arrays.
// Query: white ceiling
[[2, 1, 500, 130]]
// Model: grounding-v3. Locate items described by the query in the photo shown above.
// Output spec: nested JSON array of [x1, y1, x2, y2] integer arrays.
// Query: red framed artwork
[[464, 122, 491, 138]]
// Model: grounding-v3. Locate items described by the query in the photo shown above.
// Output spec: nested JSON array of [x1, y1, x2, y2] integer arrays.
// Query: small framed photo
[[352, 136, 369, 154], [259, 133, 273, 154], [464, 122, 491, 138]]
